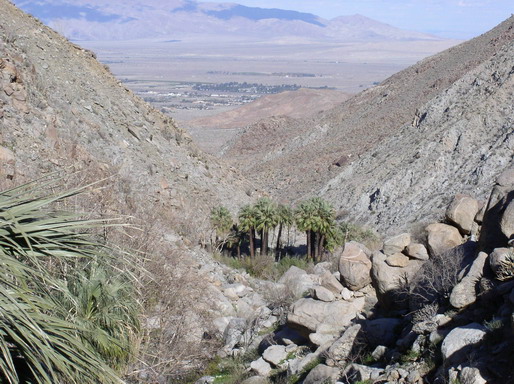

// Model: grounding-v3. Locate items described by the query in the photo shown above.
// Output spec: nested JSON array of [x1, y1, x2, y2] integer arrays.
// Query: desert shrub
[[339, 222, 380, 249], [408, 246, 467, 309]]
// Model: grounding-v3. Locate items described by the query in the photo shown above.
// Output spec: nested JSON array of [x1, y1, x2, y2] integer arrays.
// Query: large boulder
[[441, 323, 486, 364], [383, 233, 411, 256], [287, 297, 365, 335], [385, 253, 410, 267], [303, 364, 339, 384], [338, 241, 372, 291], [426, 223, 462, 256], [479, 168, 514, 252], [449, 252, 488, 308], [446, 194, 480, 235], [371, 251, 424, 309], [250, 358, 272, 377]]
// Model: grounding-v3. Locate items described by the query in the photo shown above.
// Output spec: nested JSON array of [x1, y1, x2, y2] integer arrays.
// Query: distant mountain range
[[13, 0, 440, 42]]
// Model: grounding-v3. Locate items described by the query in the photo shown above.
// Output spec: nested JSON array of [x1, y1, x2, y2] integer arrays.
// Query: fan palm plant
[[238, 205, 257, 258], [0, 179, 140, 383], [254, 198, 278, 256], [275, 204, 293, 260]]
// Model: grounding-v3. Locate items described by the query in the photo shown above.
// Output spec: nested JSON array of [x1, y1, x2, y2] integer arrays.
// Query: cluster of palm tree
[[210, 197, 343, 262], [0, 180, 141, 383]]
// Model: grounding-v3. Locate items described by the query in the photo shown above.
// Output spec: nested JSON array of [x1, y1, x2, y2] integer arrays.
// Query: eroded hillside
[[222, 16, 514, 234]]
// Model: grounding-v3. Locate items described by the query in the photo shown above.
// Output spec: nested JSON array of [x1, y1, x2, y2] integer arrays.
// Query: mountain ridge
[[13, 0, 440, 42]]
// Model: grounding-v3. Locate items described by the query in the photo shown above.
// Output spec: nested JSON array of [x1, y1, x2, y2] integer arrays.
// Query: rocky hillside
[[200, 168, 514, 384], [222, 16, 514, 235], [0, 1, 257, 379]]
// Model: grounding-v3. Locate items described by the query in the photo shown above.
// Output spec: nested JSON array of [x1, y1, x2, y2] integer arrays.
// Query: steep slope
[[0, 0, 253, 223], [13, 0, 438, 42], [222, 16, 514, 234]]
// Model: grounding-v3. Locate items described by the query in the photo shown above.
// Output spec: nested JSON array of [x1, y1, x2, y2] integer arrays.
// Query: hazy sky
[[198, 0, 513, 39]]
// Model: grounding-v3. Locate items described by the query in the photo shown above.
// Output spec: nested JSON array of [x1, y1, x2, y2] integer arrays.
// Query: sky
[[198, 0, 513, 39]]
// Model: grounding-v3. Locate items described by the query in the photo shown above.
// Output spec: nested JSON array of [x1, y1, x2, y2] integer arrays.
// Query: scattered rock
[[343, 364, 384, 382], [459, 367, 488, 384], [426, 223, 463, 256], [338, 241, 372, 291], [383, 233, 411, 256], [309, 332, 338, 346], [446, 194, 479, 235], [195, 376, 215, 384], [500, 199, 514, 241]]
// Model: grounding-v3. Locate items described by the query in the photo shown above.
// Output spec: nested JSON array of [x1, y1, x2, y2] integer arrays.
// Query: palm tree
[[0, 180, 140, 383], [275, 204, 293, 260], [210, 206, 233, 252], [295, 200, 317, 261], [238, 204, 257, 258], [295, 197, 339, 262], [254, 198, 279, 256]]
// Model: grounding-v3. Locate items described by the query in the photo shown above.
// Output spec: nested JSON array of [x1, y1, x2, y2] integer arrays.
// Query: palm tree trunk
[[318, 234, 325, 262], [314, 231, 320, 262], [262, 229, 268, 256], [275, 223, 283, 260], [306, 230, 311, 260], [249, 229, 255, 258]]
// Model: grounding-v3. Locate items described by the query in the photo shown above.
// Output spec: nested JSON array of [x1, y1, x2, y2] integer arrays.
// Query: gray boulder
[[311, 285, 335, 302], [320, 271, 345, 295], [441, 323, 486, 363], [338, 241, 372, 291], [426, 223, 462, 256], [250, 357, 272, 377], [383, 233, 411, 256], [343, 364, 384, 382], [501, 199, 514, 241], [222, 318, 248, 351], [450, 252, 488, 308], [303, 364, 339, 384], [287, 297, 365, 334], [479, 168, 514, 252], [446, 194, 479, 235]]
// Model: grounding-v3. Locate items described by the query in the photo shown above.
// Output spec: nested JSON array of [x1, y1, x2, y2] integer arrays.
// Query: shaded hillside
[[222, 16, 514, 234], [185, 88, 351, 154]]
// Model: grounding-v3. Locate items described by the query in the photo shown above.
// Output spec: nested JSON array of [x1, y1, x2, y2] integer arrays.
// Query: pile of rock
[[230, 167, 514, 384]]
